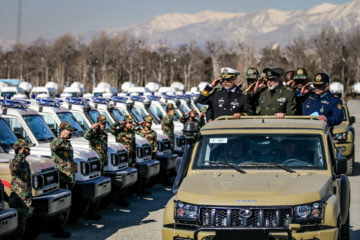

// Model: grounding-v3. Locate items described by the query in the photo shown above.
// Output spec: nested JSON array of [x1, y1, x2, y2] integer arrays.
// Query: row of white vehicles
[[0, 91, 205, 238]]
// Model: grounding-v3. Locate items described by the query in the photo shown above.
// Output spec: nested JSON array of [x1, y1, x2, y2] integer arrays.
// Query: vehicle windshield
[[196, 102, 207, 110], [88, 110, 110, 130], [150, 105, 165, 120], [57, 112, 84, 136], [1, 92, 16, 98], [93, 93, 102, 97], [0, 118, 18, 150], [193, 134, 326, 170], [71, 111, 91, 132], [131, 108, 144, 122], [180, 103, 190, 113], [112, 109, 125, 122], [98, 110, 115, 126], [162, 104, 181, 119], [24, 115, 55, 143], [147, 106, 161, 123]]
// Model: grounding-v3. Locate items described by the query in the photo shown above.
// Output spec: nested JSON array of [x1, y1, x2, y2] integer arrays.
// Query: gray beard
[[225, 83, 235, 90], [268, 82, 279, 91]]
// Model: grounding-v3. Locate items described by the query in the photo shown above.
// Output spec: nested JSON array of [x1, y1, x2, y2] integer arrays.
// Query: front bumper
[[162, 226, 338, 240], [31, 188, 72, 218], [74, 176, 111, 201], [157, 154, 178, 170], [135, 160, 160, 179], [104, 167, 138, 189], [334, 142, 353, 158], [0, 208, 18, 238]]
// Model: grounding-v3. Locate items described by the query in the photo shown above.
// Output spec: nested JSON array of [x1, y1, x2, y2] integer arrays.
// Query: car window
[[72, 112, 90, 132], [98, 110, 115, 126], [0, 118, 18, 149], [112, 109, 125, 122], [40, 113, 59, 136], [193, 134, 326, 170], [57, 112, 84, 136], [3, 117, 32, 144], [150, 105, 164, 120], [24, 115, 55, 143], [88, 110, 110, 130]]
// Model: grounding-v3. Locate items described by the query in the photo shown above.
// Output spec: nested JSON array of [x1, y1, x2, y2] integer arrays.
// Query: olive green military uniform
[[9, 139, 35, 240], [110, 115, 136, 164], [83, 115, 108, 173], [161, 103, 175, 150], [135, 116, 158, 158]]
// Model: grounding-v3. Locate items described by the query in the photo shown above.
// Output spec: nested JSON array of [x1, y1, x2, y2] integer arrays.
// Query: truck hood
[[333, 122, 349, 134], [69, 137, 127, 154], [177, 172, 332, 206]]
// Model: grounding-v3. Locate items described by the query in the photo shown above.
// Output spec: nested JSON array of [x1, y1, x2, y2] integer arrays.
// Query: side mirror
[[175, 157, 183, 173], [335, 156, 347, 175], [350, 116, 355, 124]]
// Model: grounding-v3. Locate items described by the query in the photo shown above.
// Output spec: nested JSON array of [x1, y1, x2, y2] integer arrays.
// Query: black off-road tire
[[346, 149, 355, 176], [339, 212, 350, 240]]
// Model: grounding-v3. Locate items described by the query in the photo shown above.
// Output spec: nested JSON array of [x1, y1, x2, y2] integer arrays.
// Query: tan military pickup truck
[[163, 116, 351, 240]]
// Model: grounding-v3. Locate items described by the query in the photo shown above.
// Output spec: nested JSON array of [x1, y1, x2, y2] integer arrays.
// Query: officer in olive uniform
[[253, 67, 297, 118], [50, 121, 76, 237], [161, 103, 176, 150], [179, 108, 205, 130], [136, 115, 158, 158], [197, 67, 252, 121], [83, 115, 108, 174], [110, 115, 137, 166], [9, 139, 35, 240], [242, 67, 260, 114], [301, 73, 343, 127]]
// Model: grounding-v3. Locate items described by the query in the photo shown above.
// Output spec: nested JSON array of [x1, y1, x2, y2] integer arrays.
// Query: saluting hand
[[91, 123, 101, 129], [301, 83, 311, 95], [199, 112, 206, 118], [254, 76, 265, 93], [139, 121, 147, 125], [210, 78, 222, 87], [245, 82, 257, 93], [286, 79, 295, 88], [237, 81, 244, 89]]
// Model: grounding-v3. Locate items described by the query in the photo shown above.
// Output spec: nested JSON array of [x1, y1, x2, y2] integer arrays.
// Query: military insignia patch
[[201, 90, 210, 97], [337, 103, 342, 110], [24, 173, 28, 180], [248, 69, 253, 74], [297, 69, 303, 75], [316, 74, 322, 81], [121, 136, 126, 141], [267, 71, 272, 76], [64, 152, 68, 157], [223, 68, 229, 74], [260, 72, 266, 77], [96, 143, 100, 149]]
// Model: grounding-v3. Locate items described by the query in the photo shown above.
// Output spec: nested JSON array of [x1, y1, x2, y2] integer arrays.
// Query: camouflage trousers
[[123, 143, 136, 164], [57, 183, 73, 222], [9, 193, 29, 240], [168, 134, 174, 151]]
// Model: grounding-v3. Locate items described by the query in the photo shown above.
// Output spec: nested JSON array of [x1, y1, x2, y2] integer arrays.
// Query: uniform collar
[[320, 91, 330, 99], [226, 86, 237, 92]]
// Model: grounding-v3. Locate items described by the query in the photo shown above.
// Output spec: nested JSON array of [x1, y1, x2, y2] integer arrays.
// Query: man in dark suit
[[197, 67, 253, 121]]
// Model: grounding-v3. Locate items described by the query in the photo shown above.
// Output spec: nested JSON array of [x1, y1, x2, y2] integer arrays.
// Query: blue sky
[[0, 0, 354, 43]]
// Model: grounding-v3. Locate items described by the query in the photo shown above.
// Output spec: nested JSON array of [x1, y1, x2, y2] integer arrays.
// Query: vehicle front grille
[[42, 170, 59, 186], [88, 159, 101, 174], [143, 145, 152, 157], [199, 207, 292, 228], [177, 136, 186, 148]]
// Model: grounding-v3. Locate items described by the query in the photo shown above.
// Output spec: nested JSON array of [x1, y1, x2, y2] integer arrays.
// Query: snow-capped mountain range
[[103, 0, 360, 48]]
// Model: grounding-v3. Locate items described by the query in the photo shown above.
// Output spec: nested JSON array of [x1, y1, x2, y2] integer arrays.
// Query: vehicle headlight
[[158, 142, 163, 151], [137, 148, 143, 158], [111, 154, 119, 166], [175, 201, 198, 221], [81, 162, 89, 175], [294, 202, 323, 222], [32, 175, 43, 190], [334, 133, 347, 140]]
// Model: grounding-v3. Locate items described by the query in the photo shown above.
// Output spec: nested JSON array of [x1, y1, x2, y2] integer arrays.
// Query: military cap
[[60, 121, 77, 131], [263, 67, 285, 79], [167, 103, 175, 110], [97, 115, 107, 124], [144, 115, 153, 123], [293, 68, 308, 80], [245, 68, 260, 80], [124, 115, 134, 122], [13, 139, 35, 151], [191, 108, 198, 114], [200, 107, 207, 113], [313, 73, 329, 86], [221, 67, 240, 80]]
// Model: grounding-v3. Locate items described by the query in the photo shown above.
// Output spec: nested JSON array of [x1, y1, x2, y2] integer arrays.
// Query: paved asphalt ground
[[37, 99, 360, 240]]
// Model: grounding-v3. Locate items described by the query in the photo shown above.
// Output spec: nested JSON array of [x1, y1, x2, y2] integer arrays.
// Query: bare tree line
[[1, 27, 360, 93]]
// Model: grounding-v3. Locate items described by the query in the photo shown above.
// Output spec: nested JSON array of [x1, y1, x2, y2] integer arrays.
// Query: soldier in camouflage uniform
[[161, 103, 176, 150], [110, 115, 136, 167], [83, 115, 108, 174], [50, 121, 75, 237], [9, 139, 35, 240], [135, 115, 158, 159], [179, 108, 206, 131]]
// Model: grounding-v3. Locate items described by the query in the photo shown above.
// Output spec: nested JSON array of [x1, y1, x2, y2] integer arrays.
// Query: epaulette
[[285, 86, 295, 92], [334, 94, 339, 98]]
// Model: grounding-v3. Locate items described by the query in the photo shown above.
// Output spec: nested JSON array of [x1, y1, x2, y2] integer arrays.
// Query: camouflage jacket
[[179, 116, 205, 131], [50, 137, 75, 185], [136, 129, 158, 152], [9, 153, 32, 207], [83, 127, 108, 166], [110, 122, 136, 163]]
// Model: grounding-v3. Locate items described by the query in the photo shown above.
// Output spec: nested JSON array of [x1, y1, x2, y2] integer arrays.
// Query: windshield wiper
[[249, 162, 296, 173], [203, 160, 246, 174]]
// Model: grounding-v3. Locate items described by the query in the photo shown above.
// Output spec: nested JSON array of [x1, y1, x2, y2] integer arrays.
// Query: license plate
[[216, 230, 269, 240], [58, 197, 65, 205]]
